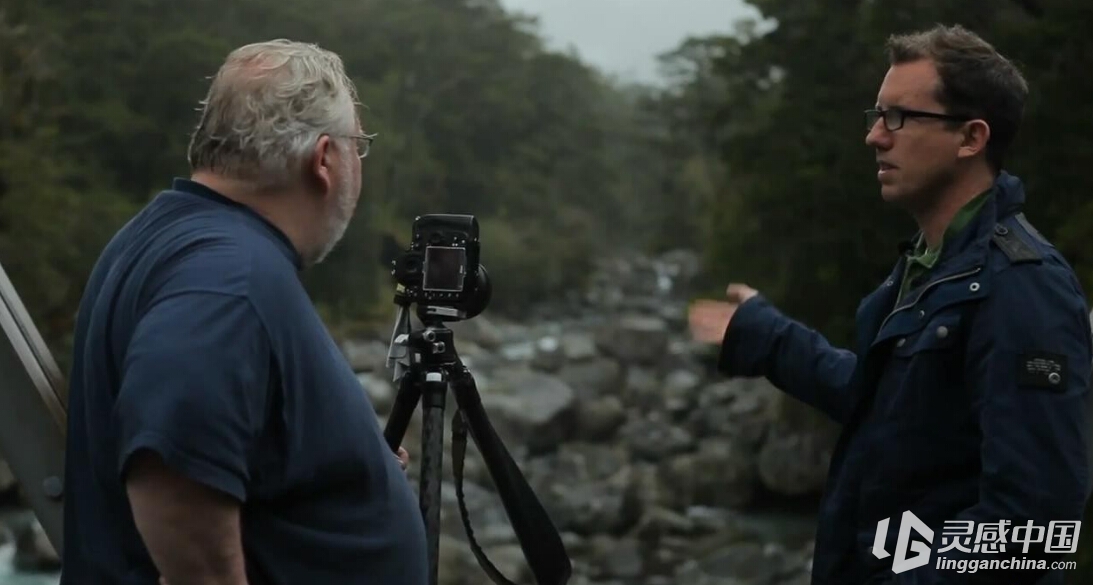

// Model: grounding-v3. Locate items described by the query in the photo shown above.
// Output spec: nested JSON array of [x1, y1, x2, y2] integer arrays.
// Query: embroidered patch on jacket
[[1016, 352, 1067, 389]]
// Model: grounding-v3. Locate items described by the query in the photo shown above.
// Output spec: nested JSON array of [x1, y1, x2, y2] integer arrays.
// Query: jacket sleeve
[[894, 259, 1093, 585], [717, 294, 859, 425]]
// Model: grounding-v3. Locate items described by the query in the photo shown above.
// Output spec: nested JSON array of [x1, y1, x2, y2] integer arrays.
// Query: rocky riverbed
[[0, 249, 837, 584], [346, 249, 835, 585]]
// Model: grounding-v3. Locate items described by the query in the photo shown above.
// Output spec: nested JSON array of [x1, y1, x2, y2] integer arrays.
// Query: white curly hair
[[187, 39, 361, 188]]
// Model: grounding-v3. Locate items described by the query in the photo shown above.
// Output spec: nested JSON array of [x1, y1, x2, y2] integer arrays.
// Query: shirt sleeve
[[113, 291, 272, 502]]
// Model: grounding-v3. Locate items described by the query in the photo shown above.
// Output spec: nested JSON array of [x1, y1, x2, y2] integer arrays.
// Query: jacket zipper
[[877, 266, 983, 333]]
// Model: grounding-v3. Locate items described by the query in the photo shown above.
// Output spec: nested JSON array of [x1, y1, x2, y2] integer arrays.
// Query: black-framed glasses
[[865, 107, 971, 131]]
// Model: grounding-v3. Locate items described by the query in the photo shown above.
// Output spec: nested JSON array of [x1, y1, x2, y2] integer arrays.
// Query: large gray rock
[[757, 428, 833, 497], [587, 536, 644, 580], [620, 413, 696, 462], [663, 368, 703, 415], [436, 533, 478, 585], [687, 379, 780, 448], [524, 444, 642, 537], [622, 363, 659, 397], [340, 338, 389, 372], [594, 314, 670, 366], [659, 437, 758, 510], [557, 356, 623, 401], [446, 315, 507, 350], [480, 368, 577, 455], [559, 331, 599, 361], [530, 335, 566, 372], [574, 395, 627, 442], [357, 372, 395, 415], [439, 480, 512, 543]]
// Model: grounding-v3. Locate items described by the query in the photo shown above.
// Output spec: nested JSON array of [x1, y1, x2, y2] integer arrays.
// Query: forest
[[2, 0, 1091, 579]]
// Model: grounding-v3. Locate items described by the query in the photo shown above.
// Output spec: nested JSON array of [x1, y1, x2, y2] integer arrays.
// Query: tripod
[[381, 304, 572, 585], [383, 316, 460, 585]]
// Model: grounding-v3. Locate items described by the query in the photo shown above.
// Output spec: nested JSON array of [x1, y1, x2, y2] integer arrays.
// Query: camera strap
[[451, 404, 572, 585]]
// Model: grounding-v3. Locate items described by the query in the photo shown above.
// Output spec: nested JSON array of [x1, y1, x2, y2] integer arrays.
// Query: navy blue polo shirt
[[60, 178, 428, 584]]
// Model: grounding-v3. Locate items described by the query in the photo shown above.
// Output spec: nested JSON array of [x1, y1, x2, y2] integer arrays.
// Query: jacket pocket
[[891, 310, 963, 357], [874, 310, 968, 432]]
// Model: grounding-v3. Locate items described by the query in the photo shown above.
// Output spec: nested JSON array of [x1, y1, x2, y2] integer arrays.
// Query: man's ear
[[957, 119, 991, 160], [309, 135, 335, 195]]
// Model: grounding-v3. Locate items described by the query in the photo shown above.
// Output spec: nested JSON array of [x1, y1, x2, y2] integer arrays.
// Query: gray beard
[[311, 188, 355, 266]]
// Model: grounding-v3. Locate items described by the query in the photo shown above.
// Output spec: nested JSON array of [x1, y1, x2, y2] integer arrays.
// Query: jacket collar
[[897, 171, 1025, 269], [860, 172, 1024, 351]]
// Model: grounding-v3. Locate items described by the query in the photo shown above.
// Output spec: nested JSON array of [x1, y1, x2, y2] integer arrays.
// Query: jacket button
[[995, 224, 1009, 236], [969, 282, 980, 292], [936, 326, 949, 339], [918, 309, 925, 318], [896, 338, 906, 347]]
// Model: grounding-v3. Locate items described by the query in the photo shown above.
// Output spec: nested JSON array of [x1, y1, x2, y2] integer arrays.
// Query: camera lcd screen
[[423, 246, 466, 292]]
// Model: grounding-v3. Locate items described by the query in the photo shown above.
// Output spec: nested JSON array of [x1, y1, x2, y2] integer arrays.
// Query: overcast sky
[[498, 0, 762, 85]]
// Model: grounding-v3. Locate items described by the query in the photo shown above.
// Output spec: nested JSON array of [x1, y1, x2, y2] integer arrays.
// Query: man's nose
[[865, 122, 890, 149]]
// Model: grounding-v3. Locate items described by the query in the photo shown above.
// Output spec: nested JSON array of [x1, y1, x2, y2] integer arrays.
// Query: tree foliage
[[0, 0, 677, 358]]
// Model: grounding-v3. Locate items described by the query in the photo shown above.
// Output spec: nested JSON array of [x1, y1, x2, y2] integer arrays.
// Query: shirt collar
[[170, 177, 303, 270], [911, 186, 993, 260]]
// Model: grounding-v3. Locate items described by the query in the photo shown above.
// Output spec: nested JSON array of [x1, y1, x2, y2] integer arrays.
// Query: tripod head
[[386, 309, 459, 377]]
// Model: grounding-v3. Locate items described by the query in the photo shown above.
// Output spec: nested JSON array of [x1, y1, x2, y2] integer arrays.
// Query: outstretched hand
[[688, 284, 759, 344]]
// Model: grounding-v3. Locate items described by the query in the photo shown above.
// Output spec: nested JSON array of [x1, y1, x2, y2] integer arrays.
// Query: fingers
[[725, 283, 758, 304], [688, 283, 758, 344], [688, 300, 735, 344], [396, 447, 409, 471]]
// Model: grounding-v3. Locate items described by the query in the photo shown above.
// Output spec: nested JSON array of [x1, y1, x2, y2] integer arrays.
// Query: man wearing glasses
[[690, 24, 1092, 584], [60, 40, 427, 585]]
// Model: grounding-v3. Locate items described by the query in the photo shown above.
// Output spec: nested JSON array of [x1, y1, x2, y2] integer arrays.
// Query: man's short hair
[[187, 39, 360, 188], [886, 24, 1028, 172]]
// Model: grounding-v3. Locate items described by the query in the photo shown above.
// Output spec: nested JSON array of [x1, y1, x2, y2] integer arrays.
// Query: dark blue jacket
[[719, 172, 1093, 584]]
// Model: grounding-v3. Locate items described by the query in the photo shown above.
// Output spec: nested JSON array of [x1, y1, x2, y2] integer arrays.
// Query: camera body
[[391, 214, 490, 321]]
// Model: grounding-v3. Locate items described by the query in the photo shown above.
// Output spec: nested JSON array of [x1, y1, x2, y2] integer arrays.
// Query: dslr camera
[[390, 214, 491, 321]]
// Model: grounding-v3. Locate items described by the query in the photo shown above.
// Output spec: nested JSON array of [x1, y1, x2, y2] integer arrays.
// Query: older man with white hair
[[59, 40, 427, 585]]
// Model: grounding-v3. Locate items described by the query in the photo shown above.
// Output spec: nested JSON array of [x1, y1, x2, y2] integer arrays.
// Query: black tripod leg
[[448, 363, 574, 585], [383, 369, 422, 452], [420, 371, 448, 585]]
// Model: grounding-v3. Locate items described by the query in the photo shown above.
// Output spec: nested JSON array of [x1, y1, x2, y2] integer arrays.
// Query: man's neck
[[190, 171, 314, 260], [914, 168, 995, 250]]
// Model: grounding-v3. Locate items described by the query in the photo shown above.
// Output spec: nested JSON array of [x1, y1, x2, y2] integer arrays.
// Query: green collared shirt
[[897, 189, 991, 304]]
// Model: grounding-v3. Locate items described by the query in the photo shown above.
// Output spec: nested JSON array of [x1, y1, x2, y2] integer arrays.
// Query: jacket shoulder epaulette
[[991, 213, 1044, 264]]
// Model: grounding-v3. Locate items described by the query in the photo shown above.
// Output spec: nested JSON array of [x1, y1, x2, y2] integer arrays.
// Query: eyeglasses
[[865, 107, 971, 131], [351, 132, 377, 159], [336, 132, 377, 159]]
